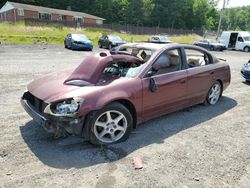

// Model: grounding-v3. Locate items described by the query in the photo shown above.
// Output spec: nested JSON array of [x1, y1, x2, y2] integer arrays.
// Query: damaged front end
[[21, 91, 85, 137]]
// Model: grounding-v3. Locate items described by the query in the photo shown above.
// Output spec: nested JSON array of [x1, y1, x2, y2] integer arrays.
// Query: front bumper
[[111, 43, 126, 48], [21, 97, 52, 132], [241, 70, 250, 81], [21, 92, 84, 136], [72, 43, 93, 50], [215, 45, 226, 51]]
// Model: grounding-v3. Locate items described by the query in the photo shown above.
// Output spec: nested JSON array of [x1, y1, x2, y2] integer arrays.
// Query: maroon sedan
[[21, 43, 231, 145]]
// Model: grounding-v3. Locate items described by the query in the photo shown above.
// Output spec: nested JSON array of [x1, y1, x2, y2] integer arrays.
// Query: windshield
[[208, 39, 217, 43], [72, 34, 88, 41], [158, 36, 171, 42], [109, 35, 122, 41], [116, 47, 154, 62], [243, 36, 250, 41]]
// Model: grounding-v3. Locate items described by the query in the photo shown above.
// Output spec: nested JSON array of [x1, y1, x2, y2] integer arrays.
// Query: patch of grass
[[171, 34, 202, 44], [0, 22, 201, 45]]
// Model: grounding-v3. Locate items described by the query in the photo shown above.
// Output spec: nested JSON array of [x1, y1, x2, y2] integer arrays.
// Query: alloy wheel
[[93, 110, 128, 143], [208, 83, 221, 105]]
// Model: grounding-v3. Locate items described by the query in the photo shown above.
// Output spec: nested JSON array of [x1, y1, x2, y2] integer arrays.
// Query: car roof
[[120, 42, 172, 51], [119, 42, 204, 51], [152, 35, 168, 37], [71, 33, 86, 37]]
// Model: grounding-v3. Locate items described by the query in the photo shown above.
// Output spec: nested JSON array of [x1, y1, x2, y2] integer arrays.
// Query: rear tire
[[85, 103, 133, 145], [204, 81, 222, 105], [210, 46, 215, 51]]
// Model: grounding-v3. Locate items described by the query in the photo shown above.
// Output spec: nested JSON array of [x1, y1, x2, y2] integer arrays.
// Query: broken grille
[[23, 91, 48, 112]]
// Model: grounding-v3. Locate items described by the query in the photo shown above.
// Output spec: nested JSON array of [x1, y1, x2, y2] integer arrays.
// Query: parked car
[[241, 60, 250, 81], [193, 39, 226, 51], [21, 43, 231, 145], [149, 35, 172, 43], [220, 31, 250, 52], [98, 34, 126, 49], [64, 33, 93, 51]]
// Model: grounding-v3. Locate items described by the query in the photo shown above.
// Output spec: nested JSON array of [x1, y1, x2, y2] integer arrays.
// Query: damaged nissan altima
[[21, 43, 231, 145]]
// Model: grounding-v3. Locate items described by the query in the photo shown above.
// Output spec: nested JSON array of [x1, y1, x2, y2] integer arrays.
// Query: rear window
[[184, 48, 212, 67]]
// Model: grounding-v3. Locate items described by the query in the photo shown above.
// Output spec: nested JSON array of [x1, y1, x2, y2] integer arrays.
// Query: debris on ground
[[133, 156, 143, 170]]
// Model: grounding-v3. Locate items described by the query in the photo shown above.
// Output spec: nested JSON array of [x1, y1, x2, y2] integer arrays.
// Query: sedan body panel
[[64, 33, 93, 50], [241, 61, 250, 81], [21, 43, 231, 141], [142, 70, 188, 120]]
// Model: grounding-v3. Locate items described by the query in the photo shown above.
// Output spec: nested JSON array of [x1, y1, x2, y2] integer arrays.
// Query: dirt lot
[[0, 45, 249, 188]]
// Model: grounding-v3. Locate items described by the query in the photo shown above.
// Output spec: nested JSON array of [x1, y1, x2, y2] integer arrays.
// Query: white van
[[220, 31, 250, 52]]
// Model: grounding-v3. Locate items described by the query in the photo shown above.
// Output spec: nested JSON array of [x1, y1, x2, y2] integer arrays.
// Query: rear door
[[142, 48, 188, 120], [184, 48, 214, 105]]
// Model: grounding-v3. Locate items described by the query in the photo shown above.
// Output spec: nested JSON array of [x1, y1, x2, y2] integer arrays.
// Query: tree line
[[0, 0, 249, 31]]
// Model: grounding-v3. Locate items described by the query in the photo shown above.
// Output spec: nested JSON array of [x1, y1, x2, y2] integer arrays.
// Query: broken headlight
[[44, 98, 84, 117], [56, 100, 79, 115]]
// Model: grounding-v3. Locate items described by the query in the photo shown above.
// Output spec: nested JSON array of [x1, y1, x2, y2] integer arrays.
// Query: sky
[[218, 0, 250, 9]]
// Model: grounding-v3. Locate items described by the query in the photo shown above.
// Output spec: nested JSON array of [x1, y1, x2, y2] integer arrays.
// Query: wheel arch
[[112, 99, 137, 129], [82, 98, 138, 140], [244, 46, 250, 52], [216, 79, 223, 96]]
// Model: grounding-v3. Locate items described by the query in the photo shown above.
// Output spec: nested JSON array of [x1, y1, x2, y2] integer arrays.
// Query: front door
[[235, 36, 245, 50], [142, 48, 188, 120]]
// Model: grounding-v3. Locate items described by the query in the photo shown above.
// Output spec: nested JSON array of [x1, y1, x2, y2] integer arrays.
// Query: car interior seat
[[167, 51, 180, 71], [153, 54, 172, 75]]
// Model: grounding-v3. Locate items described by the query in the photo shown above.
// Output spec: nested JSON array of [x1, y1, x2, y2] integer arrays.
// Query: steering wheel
[[105, 64, 120, 75]]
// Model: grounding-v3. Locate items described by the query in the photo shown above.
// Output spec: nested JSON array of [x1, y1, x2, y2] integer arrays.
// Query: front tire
[[244, 46, 250, 52], [86, 103, 133, 145], [205, 81, 222, 105], [210, 46, 215, 51], [98, 42, 102, 48], [64, 41, 68, 49]]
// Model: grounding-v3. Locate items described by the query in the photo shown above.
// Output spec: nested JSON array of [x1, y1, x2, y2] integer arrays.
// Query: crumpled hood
[[27, 69, 82, 103], [65, 52, 143, 84], [27, 52, 143, 103]]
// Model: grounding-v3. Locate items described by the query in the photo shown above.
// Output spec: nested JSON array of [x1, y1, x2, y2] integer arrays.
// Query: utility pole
[[216, 0, 228, 40]]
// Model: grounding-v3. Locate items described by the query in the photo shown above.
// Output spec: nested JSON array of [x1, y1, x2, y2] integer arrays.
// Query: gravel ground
[[0, 45, 249, 188]]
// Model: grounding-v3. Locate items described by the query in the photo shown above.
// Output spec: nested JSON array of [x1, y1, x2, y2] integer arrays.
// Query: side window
[[185, 48, 211, 67], [238, 37, 243, 42], [151, 49, 182, 76]]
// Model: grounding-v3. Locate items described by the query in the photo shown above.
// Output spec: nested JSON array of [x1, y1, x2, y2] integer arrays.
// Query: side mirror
[[146, 70, 154, 77], [149, 78, 157, 92]]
